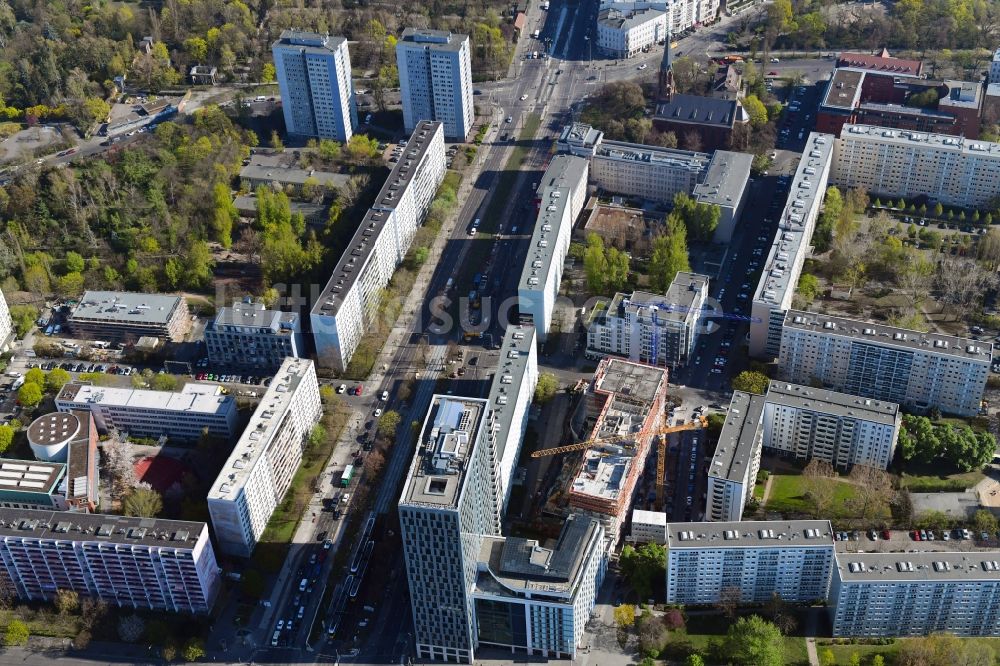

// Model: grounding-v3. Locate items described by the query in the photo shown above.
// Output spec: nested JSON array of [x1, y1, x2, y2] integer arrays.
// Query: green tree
[[974, 509, 999, 535], [872, 656, 885, 666], [150, 374, 178, 392], [45, 367, 71, 392], [270, 130, 284, 152], [820, 648, 835, 666], [534, 373, 559, 403], [797, 273, 820, 304], [619, 543, 666, 600], [377, 410, 402, 438], [124, 487, 164, 518], [212, 183, 237, 248], [8, 305, 39, 338], [649, 217, 691, 292], [744, 94, 768, 128], [64, 251, 85, 274], [0, 425, 13, 454], [672, 193, 721, 242], [583, 233, 609, 292], [17, 382, 42, 408], [54, 589, 79, 615], [182, 638, 206, 662], [613, 604, 635, 629], [732, 370, 769, 395], [4, 619, 28, 646], [934, 202, 944, 217], [55, 271, 85, 298], [24, 368, 45, 387], [723, 615, 783, 666], [184, 37, 209, 62], [606, 246, 630, 291], [685, 656, 705, 666], [262, 63, 276, 83]]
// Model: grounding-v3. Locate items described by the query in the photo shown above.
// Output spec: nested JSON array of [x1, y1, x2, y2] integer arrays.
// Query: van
[[255, 95, 267, 102], [299, 578, 308, 592]]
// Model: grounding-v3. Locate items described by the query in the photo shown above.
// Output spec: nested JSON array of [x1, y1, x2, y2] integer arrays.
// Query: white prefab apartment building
[[207, 358, 321, 558], [518, 155, 590, 341], [596, 6, 667, 58], [311, 121, 445, 372], [831, 551, 1000, 637], [665, 520, 836, 605], [763, 381, 902, 470], [204, 299, 303, 371], [778, 310, 992, 417], [750, 133, 834, 359], [831, 124, 1000, 209], [706, 391, 764, 522], [0, 289, 12, 352], [397, 29, 474, 140], [472, 515, 606, 660], [586, 273, 710, 368], [0, 509, 220, 613], [991, 48, 1000, 84], [271, 30, 357, 142], [55, 382, 238, 441]]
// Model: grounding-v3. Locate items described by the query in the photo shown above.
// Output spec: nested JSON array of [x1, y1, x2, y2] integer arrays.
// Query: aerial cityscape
[[1, 0, 1000, 664]]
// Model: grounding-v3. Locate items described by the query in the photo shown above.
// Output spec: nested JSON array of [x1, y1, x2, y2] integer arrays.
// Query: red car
[[881, 529, 891, 540], [354, 385, 363, 396], [912, 530, 922, 541]]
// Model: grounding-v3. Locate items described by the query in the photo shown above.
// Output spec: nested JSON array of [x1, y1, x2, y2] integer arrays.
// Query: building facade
[[311, 121, 445, 372], [68, 291, 189, 343], [665, 520, 836, 605], [706, 391, 764, 522], [630, 509, 667, 544], [55, 382, 238, 441], [207, 358, 322, 557], [778, 310, 992, 417], [0, 289, 11, 352], [596, 7, 667, 59], [832, 124, 1000, 209], [749, 132, 834, 358], [518, 155, 589, 341], [0, 509, 220, 613], [272, 30, 357, 142], [397, 29, 474, 140], [586, 274, 710, 369], [204, 299, 303, 371], [762, 381, 901, 470]]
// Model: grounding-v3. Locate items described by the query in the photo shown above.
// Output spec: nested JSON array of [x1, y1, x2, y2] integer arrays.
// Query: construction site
[[533, 358, 686, 551]]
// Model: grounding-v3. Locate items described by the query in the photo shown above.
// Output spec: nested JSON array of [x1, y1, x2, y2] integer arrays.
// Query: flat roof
[[938, 80, 982, 109], [841, 123, 1000, 157], [598, 6, 664, 31], [400, 395, 488, 508], [70, 291, 183, 327], [273, 30, 346, 55], [753, 132, 835, 308], [857, 101, 956, 120], [593, 357, 667, 408], [667, 519, 835, 549], [399, 28, 466, 51], [312, 121, 442, 319], [623, 272, 709, 324], [519, 155, 589, 292], [208, 358, 315, 500], [65, 411, 95, 501], [784, 310, 994, 362], [486, 325, 535, 464], [0, 508, 206, 549], [766, 381, 900, 424], [836, 551, 1000, 582], [0, 459, 64, 495], [632, 509, 667, 527], [557, 123, 604, 155], [211, 300, 298, 333], [57, 382, 233, 415], [708, 391, 764, 484], [821, 68, 865, 111], [596, 138, 709, 173], [691, 150, 753, 207], [27, 412, 81, 447], [239, 161, 350, 189]]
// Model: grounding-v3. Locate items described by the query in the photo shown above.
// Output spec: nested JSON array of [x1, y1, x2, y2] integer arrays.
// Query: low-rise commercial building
[[586, 274, 710, 368], [238, 152, 351, 194], [56, 382, 238, 442], [749, 133, 834, 358], [0, 509, 220, 613], [763, 381, 901, 470], [311, 121, 445, 371], [778, 310, 991, 417], [207, 358, 322, 557], [518, 155, 590, 341], [630, 509, 667, 544], [24, 411, 99, 511], [68, 291, 190, 343], [665, 520, 836, 605], [706, 391, 764, 522], [204, 299, 303, 371]]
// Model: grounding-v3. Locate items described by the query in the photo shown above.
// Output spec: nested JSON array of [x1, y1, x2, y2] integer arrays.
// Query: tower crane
[[655, 415, 708, 511], [530, 416, 707, 459]]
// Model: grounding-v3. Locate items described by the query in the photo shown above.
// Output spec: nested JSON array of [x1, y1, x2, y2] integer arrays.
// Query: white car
[[520, 94, 528, 101], [374, 408, 382, 418], [381, 390, 389, 401], [336, 384, 346, 394], [638, 63, 648, 70]]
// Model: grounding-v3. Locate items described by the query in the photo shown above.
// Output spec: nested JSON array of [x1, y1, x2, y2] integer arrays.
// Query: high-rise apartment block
[[204, 299, 303, 371], [397, 29, 474, 140], [55, 382, 238, 441], [0, 509, 220, 613], [271, 30, 357, 141], [586, 274, 710, 369], [0, 289, 11, 352], [311, 121, 445, 372], [831, 124, 1000, 209], [749, 133, 834, 358], [518, 155, 589, 341], [778, 310, 992, 417], [763, 382, 901, 470], [706, 391, 764, 522], [207, 358, 322, 557], [665, 520, 836, 605]]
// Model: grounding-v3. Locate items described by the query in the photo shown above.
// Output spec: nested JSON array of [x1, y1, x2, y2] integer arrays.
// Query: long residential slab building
[[55, 381, 238, 441], [208, 358, 322, 557], [706, 391, 764, 522], [312, 121, 445, 372], [749, 133, 834, 359], [0, 509, 220, 613], [518, 155, 590, 341], [778, 310, 991, 417]]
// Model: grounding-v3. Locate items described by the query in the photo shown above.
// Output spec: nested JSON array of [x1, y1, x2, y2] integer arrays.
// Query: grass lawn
[[821, 637, 1000, 664], [900, 469, 984, 492], [674, 630, 808, 665], [0, 607, 79, 638], [765, 473, 885, 520]]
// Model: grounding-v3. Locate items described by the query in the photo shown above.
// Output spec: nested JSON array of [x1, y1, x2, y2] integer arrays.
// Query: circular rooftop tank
[[26, 412, 79, 462]]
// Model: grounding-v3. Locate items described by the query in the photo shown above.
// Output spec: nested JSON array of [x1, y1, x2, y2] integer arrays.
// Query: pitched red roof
[[837, 50, 923, 77], [514, 12, 527, 30]]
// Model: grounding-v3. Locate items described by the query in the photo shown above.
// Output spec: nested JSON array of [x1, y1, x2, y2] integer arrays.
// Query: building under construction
[[563, 359, 669, 550]]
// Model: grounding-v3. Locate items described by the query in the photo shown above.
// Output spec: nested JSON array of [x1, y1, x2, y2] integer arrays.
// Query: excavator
[[530, 415, 708, 509]]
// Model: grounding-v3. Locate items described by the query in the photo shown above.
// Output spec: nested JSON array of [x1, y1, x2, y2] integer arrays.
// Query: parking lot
[[835, 527, 1000, 554]]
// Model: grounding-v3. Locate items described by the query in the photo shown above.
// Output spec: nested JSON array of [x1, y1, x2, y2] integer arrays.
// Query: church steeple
[[658, 25, 674, 103]]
